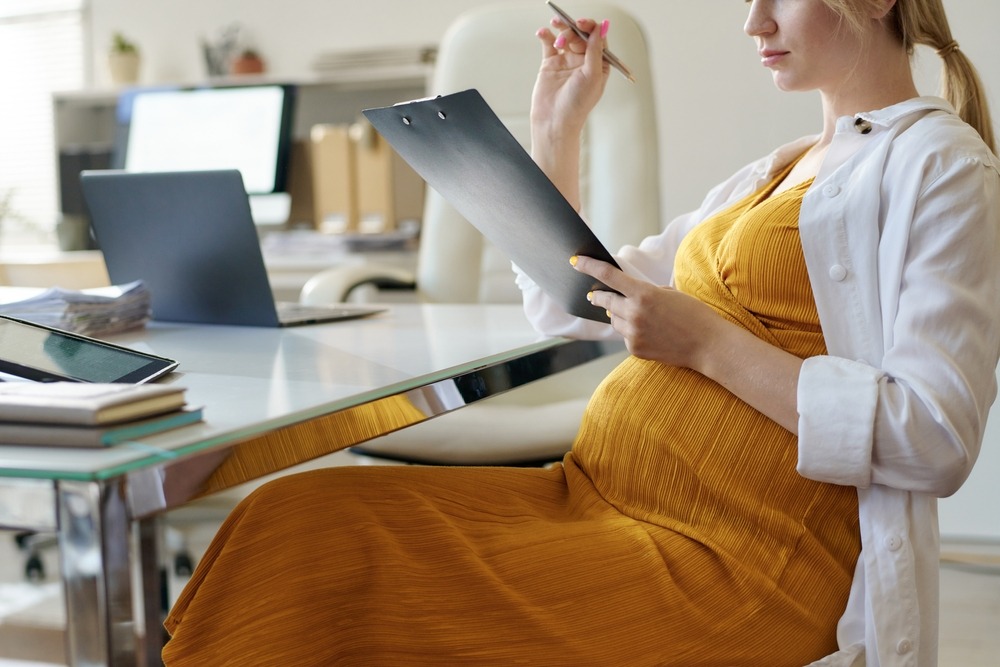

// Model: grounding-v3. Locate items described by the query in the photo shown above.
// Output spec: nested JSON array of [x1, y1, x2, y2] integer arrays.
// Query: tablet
[[0, 315, 178, 384]]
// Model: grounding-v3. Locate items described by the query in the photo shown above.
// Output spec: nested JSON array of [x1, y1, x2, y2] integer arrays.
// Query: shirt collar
[[839, 96, 955, 133], [754, 97, 956, 185]]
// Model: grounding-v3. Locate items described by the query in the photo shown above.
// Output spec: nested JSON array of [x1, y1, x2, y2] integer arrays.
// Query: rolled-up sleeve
[[797, 355, 884, 487]]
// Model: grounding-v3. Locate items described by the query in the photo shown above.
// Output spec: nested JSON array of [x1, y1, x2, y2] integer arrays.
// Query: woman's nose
[[744, 1, 777, 38]]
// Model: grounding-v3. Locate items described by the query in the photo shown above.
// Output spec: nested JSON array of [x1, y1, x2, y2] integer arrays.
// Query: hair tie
[[936, 41, 960, 57]]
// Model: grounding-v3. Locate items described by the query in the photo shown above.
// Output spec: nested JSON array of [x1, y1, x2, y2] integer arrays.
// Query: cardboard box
[[311, 120, 424, 234], [286, 139, 315, 227], [310, 124, 358, 232]]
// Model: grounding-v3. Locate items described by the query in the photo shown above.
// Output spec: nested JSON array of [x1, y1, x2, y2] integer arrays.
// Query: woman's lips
[[759, 49, 789, 67]]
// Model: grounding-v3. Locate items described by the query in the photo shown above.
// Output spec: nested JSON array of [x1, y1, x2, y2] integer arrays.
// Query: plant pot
[[108, 51, 140, 85], [231, 54, 265, 76]]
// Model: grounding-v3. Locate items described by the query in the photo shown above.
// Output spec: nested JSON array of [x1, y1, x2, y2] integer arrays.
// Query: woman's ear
[[870, 0, 898, 20]]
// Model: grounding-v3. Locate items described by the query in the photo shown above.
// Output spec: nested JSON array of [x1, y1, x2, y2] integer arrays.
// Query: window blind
[[0, 0, 85, 242]]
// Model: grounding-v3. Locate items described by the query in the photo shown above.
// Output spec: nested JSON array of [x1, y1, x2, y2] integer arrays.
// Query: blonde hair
[[824, 0, 996, 152]]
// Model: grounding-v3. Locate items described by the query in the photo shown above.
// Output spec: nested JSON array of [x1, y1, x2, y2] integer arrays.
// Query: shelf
[[53, 61, 432, 102]]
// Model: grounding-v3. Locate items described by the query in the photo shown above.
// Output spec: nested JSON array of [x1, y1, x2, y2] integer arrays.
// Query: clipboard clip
[[392, 94, 443, 107], [393, 95, 449, 126]]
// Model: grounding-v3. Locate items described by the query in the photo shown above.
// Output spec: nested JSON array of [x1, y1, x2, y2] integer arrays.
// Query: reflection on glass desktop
[[114, 84, 296, 223]]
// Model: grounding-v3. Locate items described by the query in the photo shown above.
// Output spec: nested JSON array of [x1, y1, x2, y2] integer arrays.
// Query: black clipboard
[[363, 89, 619, 322]]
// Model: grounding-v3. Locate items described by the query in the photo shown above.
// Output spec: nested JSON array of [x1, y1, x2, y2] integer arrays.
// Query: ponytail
[[892, 0, 996, 153]]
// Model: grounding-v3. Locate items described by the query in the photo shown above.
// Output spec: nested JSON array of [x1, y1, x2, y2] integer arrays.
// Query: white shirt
[[516, 97, 1000, 666]]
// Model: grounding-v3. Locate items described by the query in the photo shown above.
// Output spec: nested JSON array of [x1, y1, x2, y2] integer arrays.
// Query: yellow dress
[[162, 166, 860, 666]]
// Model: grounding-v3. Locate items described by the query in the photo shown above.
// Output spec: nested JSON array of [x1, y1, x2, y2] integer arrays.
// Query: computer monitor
[[115, 84, 296, 195]]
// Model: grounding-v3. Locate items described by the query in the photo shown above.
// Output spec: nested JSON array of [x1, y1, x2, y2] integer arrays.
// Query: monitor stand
[[249, 193, 291, 227]]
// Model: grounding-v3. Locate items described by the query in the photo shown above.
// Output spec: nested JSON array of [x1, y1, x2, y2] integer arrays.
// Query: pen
[[546, 1, 636, 83]]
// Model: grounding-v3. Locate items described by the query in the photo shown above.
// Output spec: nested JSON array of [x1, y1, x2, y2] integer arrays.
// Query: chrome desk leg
[[58, 479, 138, 666], [138, 516, 167, 666]]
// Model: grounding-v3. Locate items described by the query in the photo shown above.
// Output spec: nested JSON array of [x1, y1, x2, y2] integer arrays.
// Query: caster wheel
[[174, 552, 194, 577], [25, 554, 45, 582]]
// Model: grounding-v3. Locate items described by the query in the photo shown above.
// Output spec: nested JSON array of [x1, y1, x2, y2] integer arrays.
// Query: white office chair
[[300, 1, 661, 465]]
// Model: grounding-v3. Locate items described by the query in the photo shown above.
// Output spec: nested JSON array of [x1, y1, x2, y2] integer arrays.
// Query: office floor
[[1, 455, 998, 665]]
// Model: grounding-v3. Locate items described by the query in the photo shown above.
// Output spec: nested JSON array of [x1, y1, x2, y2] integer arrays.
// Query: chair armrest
[[299, 264, 417, 305]]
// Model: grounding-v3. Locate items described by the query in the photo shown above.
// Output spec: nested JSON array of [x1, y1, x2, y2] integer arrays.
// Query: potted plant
[[108, 32, 141, 85]]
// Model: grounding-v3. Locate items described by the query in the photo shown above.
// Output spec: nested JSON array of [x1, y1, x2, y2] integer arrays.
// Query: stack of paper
[[0, 281, 151, 337], [0, 382, 203, 448]]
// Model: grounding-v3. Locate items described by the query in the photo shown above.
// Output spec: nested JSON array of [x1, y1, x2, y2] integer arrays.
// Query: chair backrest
[[417, 1, 661, 303]]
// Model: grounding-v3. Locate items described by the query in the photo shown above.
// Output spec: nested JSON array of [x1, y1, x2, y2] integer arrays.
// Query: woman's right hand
[[531, 17, 611, 143], [530, 17, 612, 210]]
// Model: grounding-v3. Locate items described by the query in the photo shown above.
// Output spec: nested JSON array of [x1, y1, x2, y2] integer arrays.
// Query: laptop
[[79, 169, 384, 327]]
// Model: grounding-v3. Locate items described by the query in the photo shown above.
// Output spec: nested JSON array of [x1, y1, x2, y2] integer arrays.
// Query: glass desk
[[0, 303, 620, 666]]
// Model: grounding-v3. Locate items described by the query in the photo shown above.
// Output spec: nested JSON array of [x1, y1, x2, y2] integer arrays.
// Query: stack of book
[[0, 382, 202, 448], [310, 45, 437, 74], [0, 281, 151, 337]]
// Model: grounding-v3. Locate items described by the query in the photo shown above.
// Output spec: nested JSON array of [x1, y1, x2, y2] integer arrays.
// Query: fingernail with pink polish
[[600, 20, 610, 38], [554, 33, 567, 48]]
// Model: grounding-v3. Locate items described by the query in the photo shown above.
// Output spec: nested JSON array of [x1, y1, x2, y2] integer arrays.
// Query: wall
[[88, 0, 1000, 540], [86, 0, 819, 219], [87, 0, 1000, 219]]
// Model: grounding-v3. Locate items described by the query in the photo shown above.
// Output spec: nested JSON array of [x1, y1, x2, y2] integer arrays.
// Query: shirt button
[[896, 638, 913, 655], [828, 265, 848, 281], [823, 184, 841, 198], [854, 117, 873, 134], [885, 535, 903, 551]]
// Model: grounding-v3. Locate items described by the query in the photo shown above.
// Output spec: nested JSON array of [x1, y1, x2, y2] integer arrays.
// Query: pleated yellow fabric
[[162, 164, 860, 666]]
